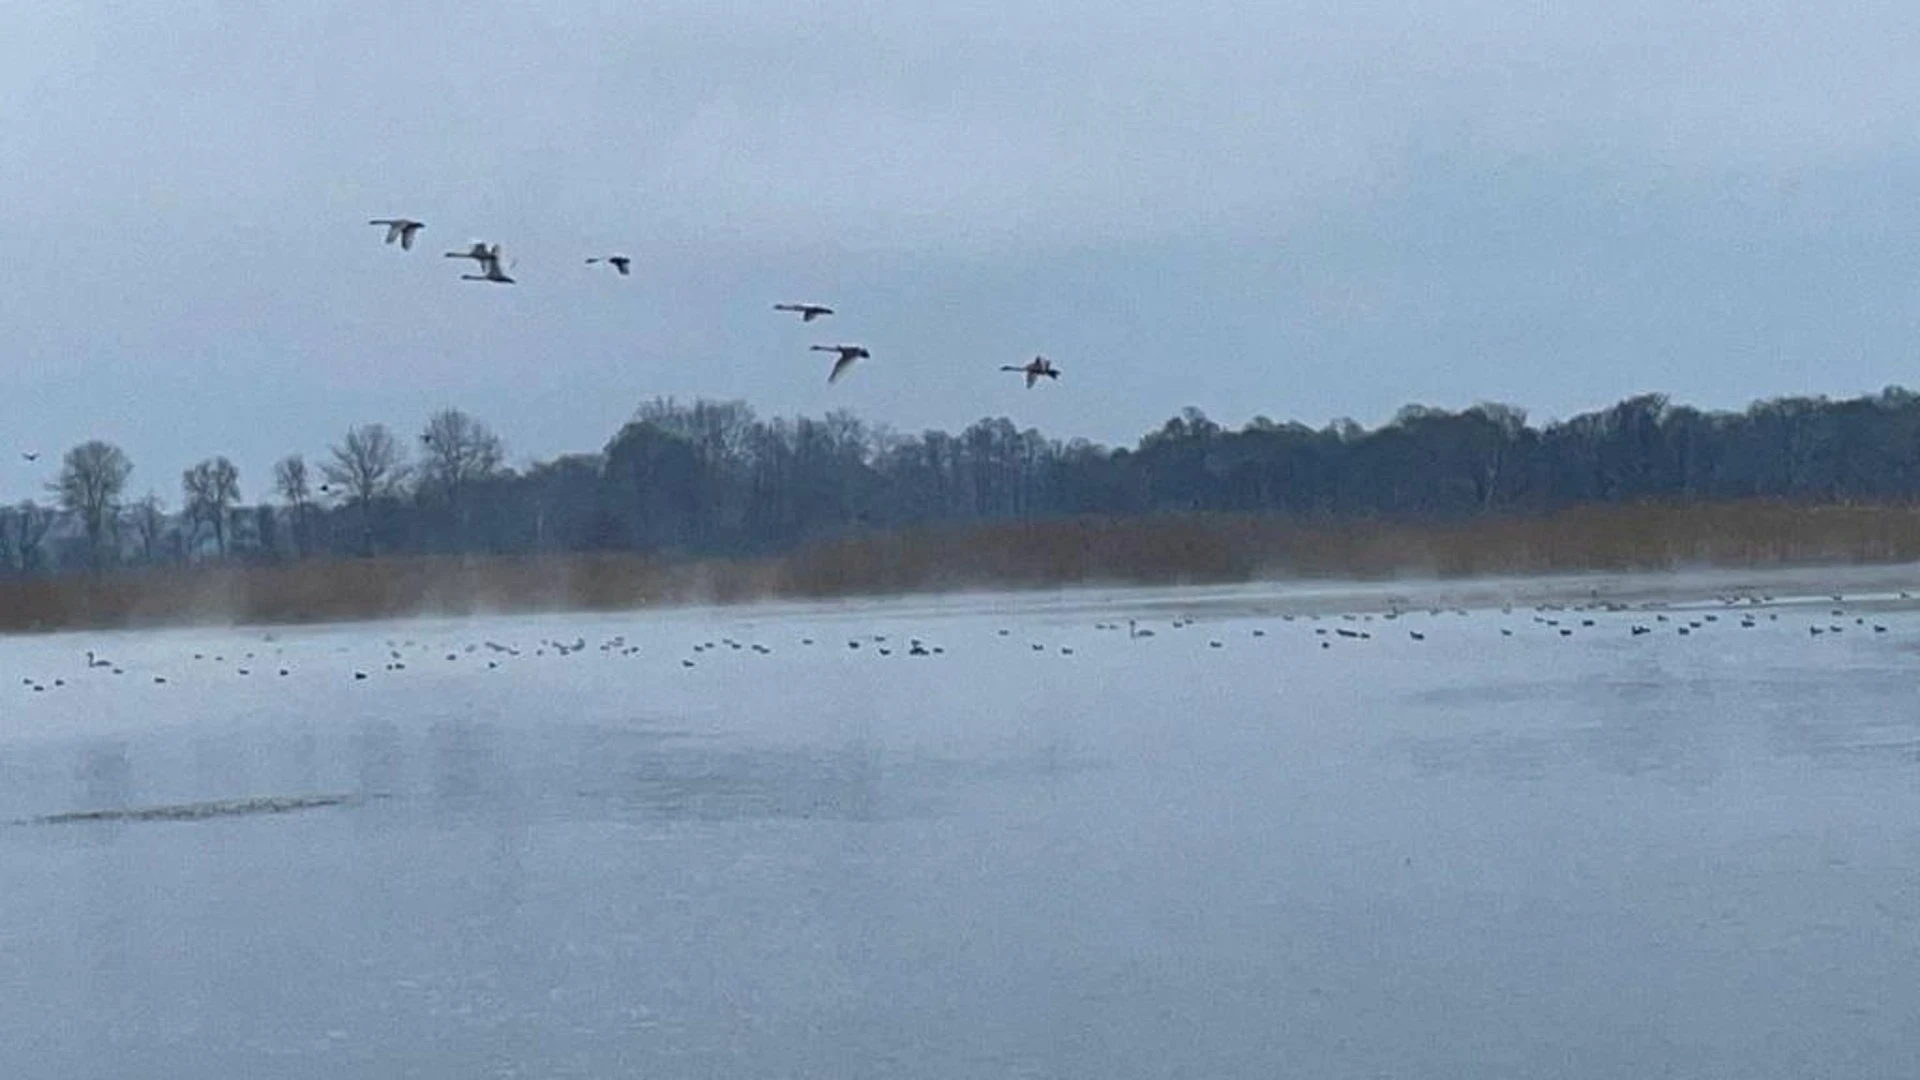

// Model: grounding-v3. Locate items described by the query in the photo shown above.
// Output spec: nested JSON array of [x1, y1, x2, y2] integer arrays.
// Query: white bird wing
[[829, 352, 859, 383]]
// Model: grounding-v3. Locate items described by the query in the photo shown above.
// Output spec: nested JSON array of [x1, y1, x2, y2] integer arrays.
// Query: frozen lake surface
[[5, 568, 1920, 1077]]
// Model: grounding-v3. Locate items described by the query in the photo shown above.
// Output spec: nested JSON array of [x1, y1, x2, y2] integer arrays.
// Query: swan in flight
[[1000, 355, 1061, 388], [775, 303, 835, 322], [811, 344, 871, 383], [449, 243, 514, 284], [444, 241, 492, 263], [369, 218, 425, 250], [20, 452, 37, 463], [463, 259, 515, 285], [586, 256, 632, 276]]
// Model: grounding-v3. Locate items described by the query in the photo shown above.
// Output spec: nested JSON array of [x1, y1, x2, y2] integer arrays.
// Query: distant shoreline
[[5, 501, 1920, 634]]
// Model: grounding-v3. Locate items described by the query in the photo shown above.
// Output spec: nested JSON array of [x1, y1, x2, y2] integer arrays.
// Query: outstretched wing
[[1027, 369, 1038, 388], [829, 352, 859, 383], [398, 223, 420, 250]]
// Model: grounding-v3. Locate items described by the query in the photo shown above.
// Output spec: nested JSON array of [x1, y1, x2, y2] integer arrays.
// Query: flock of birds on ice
[[369, 216, 1063, 388], [10, 588, 1909, 697]]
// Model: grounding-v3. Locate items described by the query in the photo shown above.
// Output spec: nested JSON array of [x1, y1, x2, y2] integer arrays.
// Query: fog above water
[[4, 569, 1919, 1077]]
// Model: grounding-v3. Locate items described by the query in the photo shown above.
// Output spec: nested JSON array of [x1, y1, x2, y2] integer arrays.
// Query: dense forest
[[8, 388, 1920, 577]]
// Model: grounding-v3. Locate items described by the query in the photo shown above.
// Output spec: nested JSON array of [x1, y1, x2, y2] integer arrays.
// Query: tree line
[[7, 388, 1920, 575]]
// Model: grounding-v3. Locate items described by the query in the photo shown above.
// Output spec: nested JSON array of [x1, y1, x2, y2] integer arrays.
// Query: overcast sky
[[4, 2, 1920, 504]]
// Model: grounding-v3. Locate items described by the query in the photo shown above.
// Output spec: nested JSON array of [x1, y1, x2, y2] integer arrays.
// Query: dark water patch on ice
[[22, 792, 362, 826], [1408, 681, 1565, 710], [569, 738, 1100, 825], [1404, 730, 1558, 782], [581, 743, 906, 823]]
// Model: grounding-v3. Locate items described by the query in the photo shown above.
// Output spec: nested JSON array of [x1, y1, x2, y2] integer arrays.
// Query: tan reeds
[[3, 500, 1919, 633]]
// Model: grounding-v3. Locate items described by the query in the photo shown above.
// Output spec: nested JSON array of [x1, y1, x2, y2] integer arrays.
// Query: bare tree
[[5, 501, 52, 574], [323, 424, 410, 505], [418, 408, 504, 550], [0, 502, 46, 574], [182, 457, 241, 557], [273, 453, 313, 557], [323, 423, 410, 554], [51, 441, 132, 569], [419, 408, 504, 498], [129, 493, 168, 565], [250, 504, 279, 559]]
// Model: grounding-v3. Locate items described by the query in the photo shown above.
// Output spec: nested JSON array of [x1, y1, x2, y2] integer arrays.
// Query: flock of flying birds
[[367, 217, 1065, 388]]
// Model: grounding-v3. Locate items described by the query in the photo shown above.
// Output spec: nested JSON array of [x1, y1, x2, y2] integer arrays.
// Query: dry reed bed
[[4, 501, 1920, 633]]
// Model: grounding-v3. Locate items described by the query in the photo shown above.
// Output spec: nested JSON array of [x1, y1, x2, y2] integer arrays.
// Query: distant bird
[[586, 255, 632, 276], [420, 433, 434, 446], [775, 303, 835, 322], [812, 344, 871, 383], [1001, 355, 1060, 388], [369, 218, 424, 250], [453, 243, 515, 285], [444, 241, 493, 265], [20, 452, 37, 463], [467, 259, 516, 284]]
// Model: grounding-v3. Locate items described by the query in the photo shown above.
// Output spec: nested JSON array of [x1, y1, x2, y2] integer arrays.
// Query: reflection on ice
[[28, 793, 358, 826]]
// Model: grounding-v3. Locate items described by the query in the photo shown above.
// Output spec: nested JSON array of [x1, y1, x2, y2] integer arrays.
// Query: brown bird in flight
[[812, 344, 871, 383], [1001, 355, 1060, 388], [587, 255, 632, 276], [775, 303, 835, 322], [369, 218, 425, 250]]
